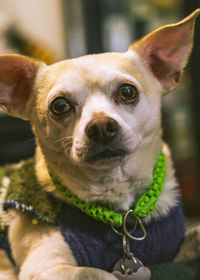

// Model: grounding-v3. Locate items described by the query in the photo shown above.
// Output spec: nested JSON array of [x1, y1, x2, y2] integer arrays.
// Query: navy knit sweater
[[59, 202, 185, 272]]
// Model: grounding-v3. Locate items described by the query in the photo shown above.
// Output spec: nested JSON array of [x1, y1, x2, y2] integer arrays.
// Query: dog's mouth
[[86, 148, 127, 163]]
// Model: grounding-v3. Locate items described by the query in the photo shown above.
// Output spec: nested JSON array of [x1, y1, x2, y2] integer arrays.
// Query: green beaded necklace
[[50, 152, 166, 228]]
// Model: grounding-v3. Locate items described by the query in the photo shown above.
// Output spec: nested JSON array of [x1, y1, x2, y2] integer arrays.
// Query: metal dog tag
[[112, 266, 151, 280], [112, 235, 151, 280], [112, 254, 151, 280], [113, 254, 143, 274]]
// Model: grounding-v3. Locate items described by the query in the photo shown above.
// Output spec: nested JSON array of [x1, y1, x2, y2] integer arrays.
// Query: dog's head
[[0, 10, 199, 204]]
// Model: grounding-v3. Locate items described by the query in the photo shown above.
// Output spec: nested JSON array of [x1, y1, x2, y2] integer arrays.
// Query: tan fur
[[0, 250, 17, 280], [0, 10, 200, 280], [175, 223, 200, 262]]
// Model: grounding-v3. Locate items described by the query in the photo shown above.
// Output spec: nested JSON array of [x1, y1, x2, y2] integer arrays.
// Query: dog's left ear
[[0, 54, 44, 119], [129, 9, 200, 92]]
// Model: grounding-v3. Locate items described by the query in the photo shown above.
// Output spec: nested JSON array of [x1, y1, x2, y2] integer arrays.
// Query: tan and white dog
[[0, 9, 200, 280]]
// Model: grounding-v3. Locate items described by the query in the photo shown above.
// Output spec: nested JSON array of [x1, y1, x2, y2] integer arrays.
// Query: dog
[[0, 9, 200, 280]]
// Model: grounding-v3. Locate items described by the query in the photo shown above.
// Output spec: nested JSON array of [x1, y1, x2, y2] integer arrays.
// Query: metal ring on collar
[[123, 209, 147, 241], [111, 214, 138, 236], [111, 224, 124, 236]]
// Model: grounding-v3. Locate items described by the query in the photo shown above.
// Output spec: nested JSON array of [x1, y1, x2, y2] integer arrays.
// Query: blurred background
[[0, 0, 200, 220]]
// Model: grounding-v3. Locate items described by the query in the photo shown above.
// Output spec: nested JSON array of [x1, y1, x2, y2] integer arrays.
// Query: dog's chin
[[74, 149, 128, 168], [88, 149, 127, 162]]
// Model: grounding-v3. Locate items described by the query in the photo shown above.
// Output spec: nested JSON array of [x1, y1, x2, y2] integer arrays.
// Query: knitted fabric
[[0, 159, 62, 225], [59, 201, 185, 272]]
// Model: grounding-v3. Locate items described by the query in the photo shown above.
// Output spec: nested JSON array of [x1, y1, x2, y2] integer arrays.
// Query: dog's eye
[[50, 98, 71, 116], [118, 84, 138, 103]]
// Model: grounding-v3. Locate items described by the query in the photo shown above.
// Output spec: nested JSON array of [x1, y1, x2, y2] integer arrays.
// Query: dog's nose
[[85, 117, 119, 144]]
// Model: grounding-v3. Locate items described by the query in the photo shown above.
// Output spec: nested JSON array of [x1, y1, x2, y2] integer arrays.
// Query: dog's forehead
[[45, 51, 143, 88], [71, 52, 134, 75]]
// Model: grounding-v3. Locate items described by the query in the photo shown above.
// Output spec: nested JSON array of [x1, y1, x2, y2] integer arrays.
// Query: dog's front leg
[[9, 211, 116, 280], [174, 223, 200, 262], [0, 249, 18, 280]]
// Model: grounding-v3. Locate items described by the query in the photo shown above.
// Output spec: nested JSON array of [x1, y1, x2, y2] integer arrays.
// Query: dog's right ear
[[129, 9, 200, 93], [0, 54, 44, 120]]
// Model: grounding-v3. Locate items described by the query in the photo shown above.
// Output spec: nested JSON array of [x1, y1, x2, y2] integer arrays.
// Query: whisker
[[62, 142, 73, 149], [26, 138, 35, 143], [55, 136, 74, 144], [54, 146, 64, 155], [65, 146, 72, 153], [58, 157, 64, 172], [53, 140, 73, 157]]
